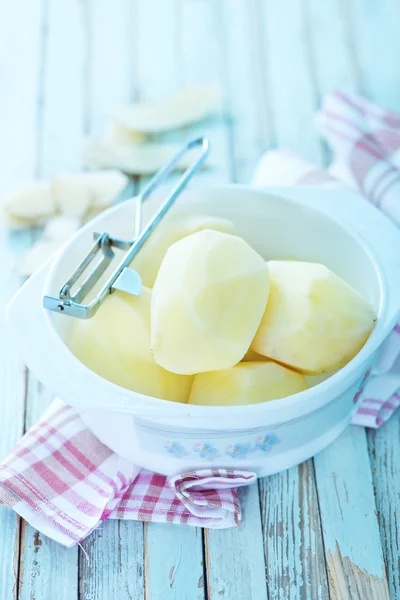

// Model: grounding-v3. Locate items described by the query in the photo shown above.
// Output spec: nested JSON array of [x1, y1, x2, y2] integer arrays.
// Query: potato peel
[[104, 121, 147, 146], [52, 174, 92, 218], [83, 170, 129, 209], [114, 84, 221, 133], [43, 215, 81, 242], [16, 239, 62, 276], [4, 181, 56, 222], [82, 139, 209, 175]]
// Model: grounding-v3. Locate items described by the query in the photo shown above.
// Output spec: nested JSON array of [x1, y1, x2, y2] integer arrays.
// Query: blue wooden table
[[1, 1, 400, 598]]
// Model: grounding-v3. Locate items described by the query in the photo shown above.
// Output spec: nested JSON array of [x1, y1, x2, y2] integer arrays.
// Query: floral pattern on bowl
[[193, 442, 220, 459], [255, 433, 279, 452], [165, 440, 187, 458], [225, 443, 253, 459], [164, 432, 280, 460]]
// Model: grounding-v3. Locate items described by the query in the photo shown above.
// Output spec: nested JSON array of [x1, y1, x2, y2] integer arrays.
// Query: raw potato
[[188, 361, 308, 406], [52, 174, 92, 218], [70, 288, 193, 402], [130, 214, 236, 287], [16, 240, 61, 276], [82, 139, 210, 175], [4, 181, 56, 222], [151, 229, 270, 375], [114, 84, 221, 133], [84, 170, 129, 210], [104, 121, 147, 146], [43, 216, 80, 243], [251, 261, 376, 374], [3, 213, 35, 230], [17, 216, 81, 276], [52, 170, 128, 216], [242, 348, 265, 362]]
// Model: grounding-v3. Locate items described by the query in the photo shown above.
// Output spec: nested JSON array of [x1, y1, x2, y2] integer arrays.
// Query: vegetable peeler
[[43, 137, 210, 319]]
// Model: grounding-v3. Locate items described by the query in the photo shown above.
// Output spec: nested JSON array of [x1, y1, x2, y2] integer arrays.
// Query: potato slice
[[52, 174, 92, 218], [151, 229, 270, 375], [104, 121, 147, 146], [114, 84, 221, 133], [84, 169, 129, 210], [4, 181, 55, 221], [2, 212, 36, 230], [130, 214, 236, 288], [251, 261, 376, 374], [16, 239, 61, 276], [82, 139, 210, 175], [70, 288, 192, 402], [43, 215, 80, 242], [189, 361, 308, 406]]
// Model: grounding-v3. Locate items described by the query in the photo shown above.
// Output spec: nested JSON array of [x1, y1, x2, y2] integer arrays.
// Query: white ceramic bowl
[[7, 185, 400, 477]]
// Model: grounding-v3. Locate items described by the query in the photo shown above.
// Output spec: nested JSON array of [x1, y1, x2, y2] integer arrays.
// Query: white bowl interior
[[42, 185, 383, 419]]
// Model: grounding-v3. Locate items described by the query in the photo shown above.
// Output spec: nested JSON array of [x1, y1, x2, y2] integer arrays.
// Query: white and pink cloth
[[1, 89, 400, 545]]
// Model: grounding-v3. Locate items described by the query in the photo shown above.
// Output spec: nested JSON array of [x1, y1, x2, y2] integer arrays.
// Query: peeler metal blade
[[112, 268, 142, 296], [43, 136, 210, 319]]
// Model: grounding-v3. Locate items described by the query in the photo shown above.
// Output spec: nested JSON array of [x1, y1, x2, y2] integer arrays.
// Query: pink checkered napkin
[[253, 89, 400, 429], [0, 400, 256, 547]]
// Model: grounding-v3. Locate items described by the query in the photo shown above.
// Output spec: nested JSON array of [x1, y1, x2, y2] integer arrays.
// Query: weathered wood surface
[[0, 1, 399, 599]]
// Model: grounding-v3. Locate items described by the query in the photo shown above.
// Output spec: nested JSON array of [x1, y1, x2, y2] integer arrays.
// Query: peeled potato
[[43, 216, 81, 242], [82, 139, 211, 175], [84, 170, 128, 210], [4, 181, 55, 222], [130, 214, 236, 288], [52, 175, 92, 218], [242, 348, 265, 362], [251, 261, 376, 374], [70, 288, 192, 402], [104, 121, 147, 146], [188, 361, 308, 406], [114, 84, 221, 133], [151, 229, 270, 375], [16, 239, 61, 276]]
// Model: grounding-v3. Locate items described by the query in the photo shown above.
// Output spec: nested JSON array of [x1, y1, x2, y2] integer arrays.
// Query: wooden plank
[[39, 0, 87, 178], [174, 3, 268, 597], [18, 354, 79, 600], [314, 427, 390, 599], [0, 1, 43, 598], [348, 0, 400, 109], [133, 4, 208, 597], [0, 231, 31, 600], [79, 520, 144, 600], [304, 0, 360, 99], [87, 0, 136, 136], [259, 0, 322, 163], [17, 0, 87, 596], [259, 461, 329, 600], [205, 485, 268, 600], [253, 3, 330, 597], [19, 518, 78, 600], [215, 0, 274, 183], [72, 1, 145, 597], [179, 0, 231, 185], [144, 524, 204, 600], [367, 413, 400, 600]]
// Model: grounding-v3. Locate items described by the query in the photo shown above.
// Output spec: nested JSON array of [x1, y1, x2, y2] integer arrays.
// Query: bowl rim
[[43, 183, 389, 417]]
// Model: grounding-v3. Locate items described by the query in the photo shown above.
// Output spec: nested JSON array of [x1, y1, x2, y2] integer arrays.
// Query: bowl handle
[[7, 258, 58, 374]]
